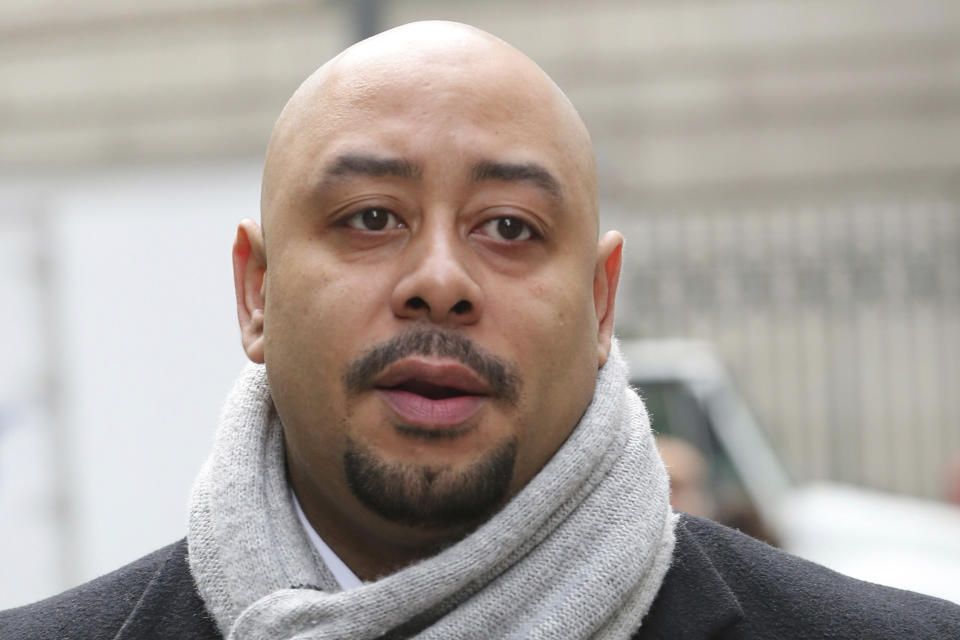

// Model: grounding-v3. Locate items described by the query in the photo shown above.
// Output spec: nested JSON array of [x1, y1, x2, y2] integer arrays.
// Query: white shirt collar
[[290, 489, 364, 591]]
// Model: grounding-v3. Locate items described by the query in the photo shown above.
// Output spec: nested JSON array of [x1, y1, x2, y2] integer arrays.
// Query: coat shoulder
[[0, 539, 220, 640], [681, 515, 960, 639]]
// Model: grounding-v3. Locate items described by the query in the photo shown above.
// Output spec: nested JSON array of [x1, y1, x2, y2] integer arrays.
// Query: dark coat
[[2, 515, 958, 639]]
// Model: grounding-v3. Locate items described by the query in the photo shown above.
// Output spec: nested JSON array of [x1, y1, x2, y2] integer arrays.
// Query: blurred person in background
[[655, 434, 714, 518], [655, 434, 778, 547], [2, 20, 958, 640], [947, 454, 960, 506]]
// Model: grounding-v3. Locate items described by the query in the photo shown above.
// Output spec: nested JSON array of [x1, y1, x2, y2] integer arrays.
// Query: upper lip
[[373, 358, 490, 396]]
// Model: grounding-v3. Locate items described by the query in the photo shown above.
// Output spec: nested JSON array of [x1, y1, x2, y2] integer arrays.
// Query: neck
[[289, 469, 480, 581]]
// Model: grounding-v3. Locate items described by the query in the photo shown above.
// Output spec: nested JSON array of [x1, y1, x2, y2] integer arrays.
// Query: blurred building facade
[[2, 0, 959, 604]]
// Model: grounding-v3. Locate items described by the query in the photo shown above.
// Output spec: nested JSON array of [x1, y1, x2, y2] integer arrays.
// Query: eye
[[478, 216, 535, 241], [343, 207, 405, 231]]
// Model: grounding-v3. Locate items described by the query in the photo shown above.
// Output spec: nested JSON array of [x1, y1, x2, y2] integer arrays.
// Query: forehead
[[318, 61, 570, 164], [293, 80, 572, 203], [262, 38, 598, 233]]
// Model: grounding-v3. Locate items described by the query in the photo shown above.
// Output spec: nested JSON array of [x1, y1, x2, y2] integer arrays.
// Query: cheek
[[506, 270, 597, 357], [261, 256, 375, 421], [496, 270, 600, 487], [265, 263, 331, 360], [493, 265, 599, 422], [264, 253, 384, 355], [262, 254, 395, 469]]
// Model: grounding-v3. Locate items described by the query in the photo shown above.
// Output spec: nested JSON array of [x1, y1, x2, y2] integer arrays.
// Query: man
[[2, 20, 958, 639]]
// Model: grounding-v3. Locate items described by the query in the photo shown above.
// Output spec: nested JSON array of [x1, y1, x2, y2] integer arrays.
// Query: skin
[[233, 21, 624, 580], [655, 435, 714, 519]]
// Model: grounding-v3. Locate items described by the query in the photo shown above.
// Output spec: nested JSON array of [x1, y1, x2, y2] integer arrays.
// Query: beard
[[339, 325, 523, 529], [343, 435, 517, 529]]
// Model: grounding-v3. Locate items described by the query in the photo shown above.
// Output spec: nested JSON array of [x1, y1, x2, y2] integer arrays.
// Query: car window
[[636, 380, 778, 545]]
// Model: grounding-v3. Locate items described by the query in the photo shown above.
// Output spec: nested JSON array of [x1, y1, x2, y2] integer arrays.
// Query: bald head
[[261, 21, 597, 241]]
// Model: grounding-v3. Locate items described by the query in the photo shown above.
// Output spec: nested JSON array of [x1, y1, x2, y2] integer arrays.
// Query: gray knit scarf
[[188, 343, 676, 639]]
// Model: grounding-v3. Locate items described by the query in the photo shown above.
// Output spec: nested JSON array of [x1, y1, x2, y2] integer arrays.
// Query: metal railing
[[614, 197, 960, 499]]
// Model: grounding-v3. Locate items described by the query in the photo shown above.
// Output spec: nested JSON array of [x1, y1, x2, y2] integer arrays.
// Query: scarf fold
[[188, 343, 676, 639]]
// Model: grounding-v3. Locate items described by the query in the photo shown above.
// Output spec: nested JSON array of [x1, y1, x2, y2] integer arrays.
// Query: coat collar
[[113, 516, 743, 640], [114, 539, 221, 640], [636, 515, 745, 639]]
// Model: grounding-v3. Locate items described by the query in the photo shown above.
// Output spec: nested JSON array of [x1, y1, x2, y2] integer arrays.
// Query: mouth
[[373, 359, 489, 429]]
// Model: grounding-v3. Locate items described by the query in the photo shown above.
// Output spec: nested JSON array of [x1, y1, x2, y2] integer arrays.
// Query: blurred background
[[2, 0, 959, 608]]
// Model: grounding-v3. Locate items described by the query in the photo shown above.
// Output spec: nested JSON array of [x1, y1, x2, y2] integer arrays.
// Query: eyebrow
[[319, 154, 563, 204], [470, 160, 563, 203], [323, 153, 422, 182]]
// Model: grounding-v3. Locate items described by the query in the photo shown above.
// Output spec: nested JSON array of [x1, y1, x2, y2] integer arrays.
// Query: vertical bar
[[32, 207, 77, 589], [351, 0, 383, 41]]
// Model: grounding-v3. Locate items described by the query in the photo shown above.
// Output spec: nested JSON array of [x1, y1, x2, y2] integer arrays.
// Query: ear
[[593, 230, 623, 368], [232, 218, 267, 363]]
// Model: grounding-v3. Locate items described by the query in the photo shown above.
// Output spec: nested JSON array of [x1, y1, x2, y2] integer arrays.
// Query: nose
[[390, 228, 483, 326]]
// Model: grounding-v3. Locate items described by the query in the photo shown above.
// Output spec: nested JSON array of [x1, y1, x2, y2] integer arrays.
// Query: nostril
[[406, 296, 430, 311], [451, 300, 472, 315]]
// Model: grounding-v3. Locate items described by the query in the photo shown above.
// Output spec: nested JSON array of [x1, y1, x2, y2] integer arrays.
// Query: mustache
[[342, 326, 521, 404]]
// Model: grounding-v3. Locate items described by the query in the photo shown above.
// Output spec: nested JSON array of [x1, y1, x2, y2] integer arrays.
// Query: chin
[[343, 434, 517, 529]]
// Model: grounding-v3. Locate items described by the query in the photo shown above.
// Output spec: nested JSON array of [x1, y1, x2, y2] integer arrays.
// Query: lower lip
[[378, 390, 485, 428]]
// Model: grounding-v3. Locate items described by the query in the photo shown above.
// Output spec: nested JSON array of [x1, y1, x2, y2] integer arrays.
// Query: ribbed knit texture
[[187, 342, 677, 639]]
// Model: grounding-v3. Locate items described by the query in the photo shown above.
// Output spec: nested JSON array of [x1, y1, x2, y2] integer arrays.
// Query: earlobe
[[232, 219, 267, 364], [593, 231, 623, 368]]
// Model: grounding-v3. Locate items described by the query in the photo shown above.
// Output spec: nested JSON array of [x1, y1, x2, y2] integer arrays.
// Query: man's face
[[244, 37, 617, 540]]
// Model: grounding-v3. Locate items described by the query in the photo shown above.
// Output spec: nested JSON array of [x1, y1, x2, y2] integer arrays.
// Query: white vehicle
[[623, 339, 960, 604]]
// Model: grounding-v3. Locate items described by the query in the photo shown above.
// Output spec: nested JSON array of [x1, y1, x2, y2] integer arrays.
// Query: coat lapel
[[114, 539, 222, 640], [636, 515, 745, 639]]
